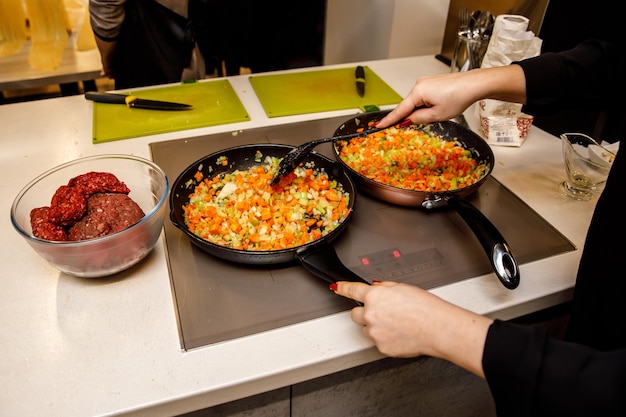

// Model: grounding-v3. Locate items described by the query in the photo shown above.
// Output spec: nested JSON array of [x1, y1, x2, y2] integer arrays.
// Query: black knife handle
[[355, 65, 365, 81], [355, 66, 366, 97], [85, 92, 130, 105]]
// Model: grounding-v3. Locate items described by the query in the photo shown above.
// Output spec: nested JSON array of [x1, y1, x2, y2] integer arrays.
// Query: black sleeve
[[482, 320, 626, 417], [516, 40, 621, 116]]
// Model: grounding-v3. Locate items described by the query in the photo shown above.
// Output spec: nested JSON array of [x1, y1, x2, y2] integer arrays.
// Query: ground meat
[[67, 209, 112, 241], [68, 193, 145, 241], [47, 185, 87, 226], [68, 172, 131, 195], [30, 207, 68, 241], [30, 171, 143, 242]]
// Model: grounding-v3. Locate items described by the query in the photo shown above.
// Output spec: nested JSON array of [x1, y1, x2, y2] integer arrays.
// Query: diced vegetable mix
[[337, 124, 489, 192], [182, 154, 351, 251]]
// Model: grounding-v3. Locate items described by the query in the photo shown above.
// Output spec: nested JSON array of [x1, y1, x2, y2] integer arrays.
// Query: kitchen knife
[[355, 66, 365, 97], [85, 92, 192, 110]]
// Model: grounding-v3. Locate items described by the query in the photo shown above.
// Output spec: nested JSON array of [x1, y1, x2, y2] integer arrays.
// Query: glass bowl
[[10, 154, 169, 278]]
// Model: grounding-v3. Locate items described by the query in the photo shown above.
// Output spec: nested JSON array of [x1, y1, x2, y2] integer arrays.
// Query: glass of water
[[560, 132, 612, 200]]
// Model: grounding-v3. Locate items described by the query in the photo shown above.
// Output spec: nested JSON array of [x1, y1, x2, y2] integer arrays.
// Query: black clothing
[[520, 40, 625, 350], [482, 40, 626, 415], [113, 0, 195, 89], [484, 320, 626, 416], [190, 0, 298, 75], [189, 0, 254, 76]]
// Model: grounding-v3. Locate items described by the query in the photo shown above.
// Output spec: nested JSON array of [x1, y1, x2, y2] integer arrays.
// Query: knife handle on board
[[85, 92, 134, 105], [355, 66, 366, 97]]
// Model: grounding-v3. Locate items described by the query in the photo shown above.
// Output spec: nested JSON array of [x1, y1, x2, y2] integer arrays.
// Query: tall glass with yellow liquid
[[24, 0, 69, 70], [0, 0, 27, 57]]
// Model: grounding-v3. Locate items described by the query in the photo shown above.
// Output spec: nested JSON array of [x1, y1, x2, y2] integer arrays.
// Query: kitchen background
[[325, 0, 617, 141], [0, 0, 619, 415], [2, 0, 618, 141]]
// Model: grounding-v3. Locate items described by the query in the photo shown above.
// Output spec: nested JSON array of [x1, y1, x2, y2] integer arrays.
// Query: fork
[[468, 10, 492, 69], [459, 7, 470, 33]]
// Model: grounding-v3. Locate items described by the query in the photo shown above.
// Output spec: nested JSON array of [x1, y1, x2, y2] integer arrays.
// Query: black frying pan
[[169, 144, 369, 285], [332, 110, 520, 289]]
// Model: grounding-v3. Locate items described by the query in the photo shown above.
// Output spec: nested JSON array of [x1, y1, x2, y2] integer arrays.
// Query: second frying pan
[[332, 111, 520, 289]]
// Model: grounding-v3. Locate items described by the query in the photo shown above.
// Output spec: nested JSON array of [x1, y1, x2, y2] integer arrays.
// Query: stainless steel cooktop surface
[[150, 115, 575, 351]]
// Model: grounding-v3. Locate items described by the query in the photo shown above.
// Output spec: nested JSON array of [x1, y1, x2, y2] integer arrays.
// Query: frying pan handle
[[296, 243, 371, 285], [445, 196, 520, 290]]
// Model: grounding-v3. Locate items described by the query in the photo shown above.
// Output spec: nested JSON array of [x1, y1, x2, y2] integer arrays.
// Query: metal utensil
[[468, 10, 492, 69], [459, 7, 470, 32], [475, 10, 493, 37], [470, 9, 481, 33], [270, 127, 383, 186], [271, 119, 413, 186]]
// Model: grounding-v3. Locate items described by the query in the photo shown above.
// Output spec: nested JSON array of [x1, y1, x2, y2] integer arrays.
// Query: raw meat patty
[[68, 193, 145, 241]]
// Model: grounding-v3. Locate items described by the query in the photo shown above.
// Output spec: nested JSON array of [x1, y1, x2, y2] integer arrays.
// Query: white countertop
[[0, 56, 596, 417]]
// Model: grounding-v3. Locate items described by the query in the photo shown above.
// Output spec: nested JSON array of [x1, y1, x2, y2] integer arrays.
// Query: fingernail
[[398, 119, 412, 127], [372, 280, 381, 284], [329, 283, 338, 292]]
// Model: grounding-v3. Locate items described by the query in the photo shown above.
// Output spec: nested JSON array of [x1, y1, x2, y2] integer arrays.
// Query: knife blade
[[85, 92, 192, 110], [355, 66, 365, 97]]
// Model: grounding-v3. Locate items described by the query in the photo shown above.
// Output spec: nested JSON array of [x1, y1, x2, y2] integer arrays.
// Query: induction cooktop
[[150, 115, 575, 351]]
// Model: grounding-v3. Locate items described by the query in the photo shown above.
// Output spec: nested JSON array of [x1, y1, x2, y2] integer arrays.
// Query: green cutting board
[[92, 79, 249, 143], [249, 66, 402, 117]]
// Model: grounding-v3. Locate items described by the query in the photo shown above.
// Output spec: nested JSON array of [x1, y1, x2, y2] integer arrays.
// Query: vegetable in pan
[[337, 124, 489, 192], [182, 154, 351, 251]]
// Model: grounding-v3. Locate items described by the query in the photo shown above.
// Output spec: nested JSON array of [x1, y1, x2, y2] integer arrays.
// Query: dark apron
[[113, 0, 195, 89], [188, 0, 253, 76]]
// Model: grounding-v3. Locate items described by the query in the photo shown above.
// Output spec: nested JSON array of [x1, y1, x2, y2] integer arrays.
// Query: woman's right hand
[[376, 65, 527, 129]]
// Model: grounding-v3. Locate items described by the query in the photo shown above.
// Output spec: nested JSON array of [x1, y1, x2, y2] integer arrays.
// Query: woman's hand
[[376, 65, 527, 129], [331, 281, 493, 378]]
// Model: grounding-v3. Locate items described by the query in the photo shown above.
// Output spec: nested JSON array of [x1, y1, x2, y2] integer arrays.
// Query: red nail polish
[[329, 283, 338, 292], [398, 119, 413, 127], [372, 280, 381, 284]]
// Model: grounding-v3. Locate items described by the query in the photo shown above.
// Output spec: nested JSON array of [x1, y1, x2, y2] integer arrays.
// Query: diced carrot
[[229, 220, 241, 233], [260, 208, 272, 221], [236, 201, 250, 211], [209, 223, 221, 235], [182, 154, 352, 251], [336, 123, 488, 193], [325, 189, 339, 201]]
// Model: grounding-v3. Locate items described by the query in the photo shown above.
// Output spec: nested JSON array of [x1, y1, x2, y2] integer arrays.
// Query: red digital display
[[359, 248, 402, 266]]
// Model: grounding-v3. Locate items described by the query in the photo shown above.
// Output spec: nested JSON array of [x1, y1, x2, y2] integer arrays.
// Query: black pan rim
[[168, 143, 357, 261]]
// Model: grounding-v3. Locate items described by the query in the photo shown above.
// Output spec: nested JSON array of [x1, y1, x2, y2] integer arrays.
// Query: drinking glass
[[0, 0, 27, 57], [560, 132, 611, 200], [24, 0, 68, 71]]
